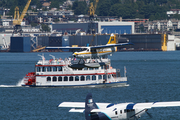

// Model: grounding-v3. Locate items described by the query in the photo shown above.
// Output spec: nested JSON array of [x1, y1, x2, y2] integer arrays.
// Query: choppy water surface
[[1, 51, 180, 120]]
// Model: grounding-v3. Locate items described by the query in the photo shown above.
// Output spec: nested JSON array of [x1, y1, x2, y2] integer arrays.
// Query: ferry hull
[[22, 81, 128, 87]]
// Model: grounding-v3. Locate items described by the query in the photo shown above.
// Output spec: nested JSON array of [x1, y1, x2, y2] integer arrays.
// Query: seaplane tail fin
[[107, 33, 117, 45], [85, 93, 99, 120]]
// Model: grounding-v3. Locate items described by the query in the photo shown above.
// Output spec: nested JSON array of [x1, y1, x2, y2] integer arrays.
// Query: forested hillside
[[1, 0, 180, 20]]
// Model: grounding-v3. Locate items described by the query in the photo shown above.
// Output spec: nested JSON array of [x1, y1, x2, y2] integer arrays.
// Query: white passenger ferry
[[21, 55, 128, 87]]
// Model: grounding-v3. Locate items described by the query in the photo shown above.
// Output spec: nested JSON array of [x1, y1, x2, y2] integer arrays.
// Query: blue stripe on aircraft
[[126, 103, 136, 110]]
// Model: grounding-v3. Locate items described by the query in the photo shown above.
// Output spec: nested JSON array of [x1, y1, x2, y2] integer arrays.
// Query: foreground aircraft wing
[[133, 101, 180, 109], [59, 102, 110, 109], [90, 43, 133, 49]]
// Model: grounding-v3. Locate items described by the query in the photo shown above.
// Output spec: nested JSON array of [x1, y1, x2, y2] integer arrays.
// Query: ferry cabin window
[[120, 110, 122, 114], [58, 66, 62, 71], [98, 75, 102, 80], [53, 76, 57, 82], [101, 66, 104, 69], [75, 76, 79, 81], [92, 75, 96, 80], [115, 111, 117, 115], [103, 75, 107, 80], [47, 77, 51, 81], [53, 67, 57, 71], [64, 76, 68, 81], [69, 76, 74, 81], [80, 76, 85, 81], [36, 67, 41, 72], [108, 75, 111, 79], [86, 75, 90, 81], [47, 67, 51, 72], [58, 76, 62, 81], [42, 67, 46, 72]]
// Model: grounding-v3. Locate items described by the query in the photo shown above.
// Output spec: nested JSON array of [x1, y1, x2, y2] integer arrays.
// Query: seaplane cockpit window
[[79, 48, 87, 52]]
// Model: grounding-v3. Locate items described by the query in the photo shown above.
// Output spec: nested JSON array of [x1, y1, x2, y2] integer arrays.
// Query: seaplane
[[46, 33, 132, 59], [58, 93, 180, 120]]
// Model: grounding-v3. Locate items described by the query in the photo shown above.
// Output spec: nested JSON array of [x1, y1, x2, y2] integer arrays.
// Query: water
[[1, 51, 180, 120]]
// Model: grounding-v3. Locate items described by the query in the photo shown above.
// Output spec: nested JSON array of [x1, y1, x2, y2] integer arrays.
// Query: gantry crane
[[13, 0, 31, 35], [88, 0, 99, 34]]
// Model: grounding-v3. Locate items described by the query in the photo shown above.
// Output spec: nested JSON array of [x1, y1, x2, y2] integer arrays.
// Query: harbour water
[[1, 51, 180, 120]]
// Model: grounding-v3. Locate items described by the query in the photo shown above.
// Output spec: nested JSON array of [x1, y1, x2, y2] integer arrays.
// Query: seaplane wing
[[58, 93, 180, 120], [46, 46, 83, 50], [90, 42, 132, 49]]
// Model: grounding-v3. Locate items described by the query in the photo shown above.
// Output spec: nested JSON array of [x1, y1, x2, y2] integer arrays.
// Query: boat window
[[103, 75, 107, 79], [86, 75, 90, 81], [101, 66, 103, 69], [58, 66, 62, 71], [53, 67, 57, 71], [53, 76, 57, 82], [58, 76, 62, 81], [47, 67, 51, 72], [98, 75, 102, 80], [89, 68, 93, 70], [64, 76, 68, 81], [84, 67, 88, 70], [108, 75, 111, 78], [80, 76, 85, 81], [47, 77, 51, 81], [36, 67, 41, 72], [92, 75, 96, 80], [42, 67, 46, 72], [75, 76, 79, 81], [95, 67, 98, 70], [69, 76, 74, 81]]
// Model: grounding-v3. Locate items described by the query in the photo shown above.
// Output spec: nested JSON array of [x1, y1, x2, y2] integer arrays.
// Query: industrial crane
[[87, 0, 99, 34], [13, 0, 31, 35]]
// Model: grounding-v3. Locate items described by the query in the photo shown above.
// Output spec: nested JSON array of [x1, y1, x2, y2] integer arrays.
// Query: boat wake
[[0, 79, 25, 88]]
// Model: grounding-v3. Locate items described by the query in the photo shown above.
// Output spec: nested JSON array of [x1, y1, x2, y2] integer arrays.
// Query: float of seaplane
[[21, 34, 131, 87], [59, 93, 180, 120]]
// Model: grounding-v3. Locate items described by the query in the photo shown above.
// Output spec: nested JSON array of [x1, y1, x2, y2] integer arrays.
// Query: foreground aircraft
[[46, 34, 132, 59], [59, 93, 180, 120]]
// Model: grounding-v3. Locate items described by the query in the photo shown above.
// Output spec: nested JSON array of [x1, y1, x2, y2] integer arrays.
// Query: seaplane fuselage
[[73, 47, 117, 59]]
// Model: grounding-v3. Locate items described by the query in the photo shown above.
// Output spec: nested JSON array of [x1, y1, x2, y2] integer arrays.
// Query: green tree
[[72, 1, 87, 15], [41, 24, 51, 32]]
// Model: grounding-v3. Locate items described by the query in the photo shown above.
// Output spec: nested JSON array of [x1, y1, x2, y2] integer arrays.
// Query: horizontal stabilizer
[[69, 108, 85, 113], [58, 102, 85, 108]]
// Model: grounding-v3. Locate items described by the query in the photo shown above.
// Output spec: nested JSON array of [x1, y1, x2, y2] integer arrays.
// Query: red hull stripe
[[36, 72, 116, 77]]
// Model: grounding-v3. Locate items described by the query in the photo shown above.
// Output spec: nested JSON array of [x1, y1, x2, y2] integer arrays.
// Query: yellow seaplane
[[46, 34, 132, 59]]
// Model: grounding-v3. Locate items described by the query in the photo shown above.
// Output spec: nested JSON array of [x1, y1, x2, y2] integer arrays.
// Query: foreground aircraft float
[[46, 34, 132, 59], [59, 93, 180, 120]]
